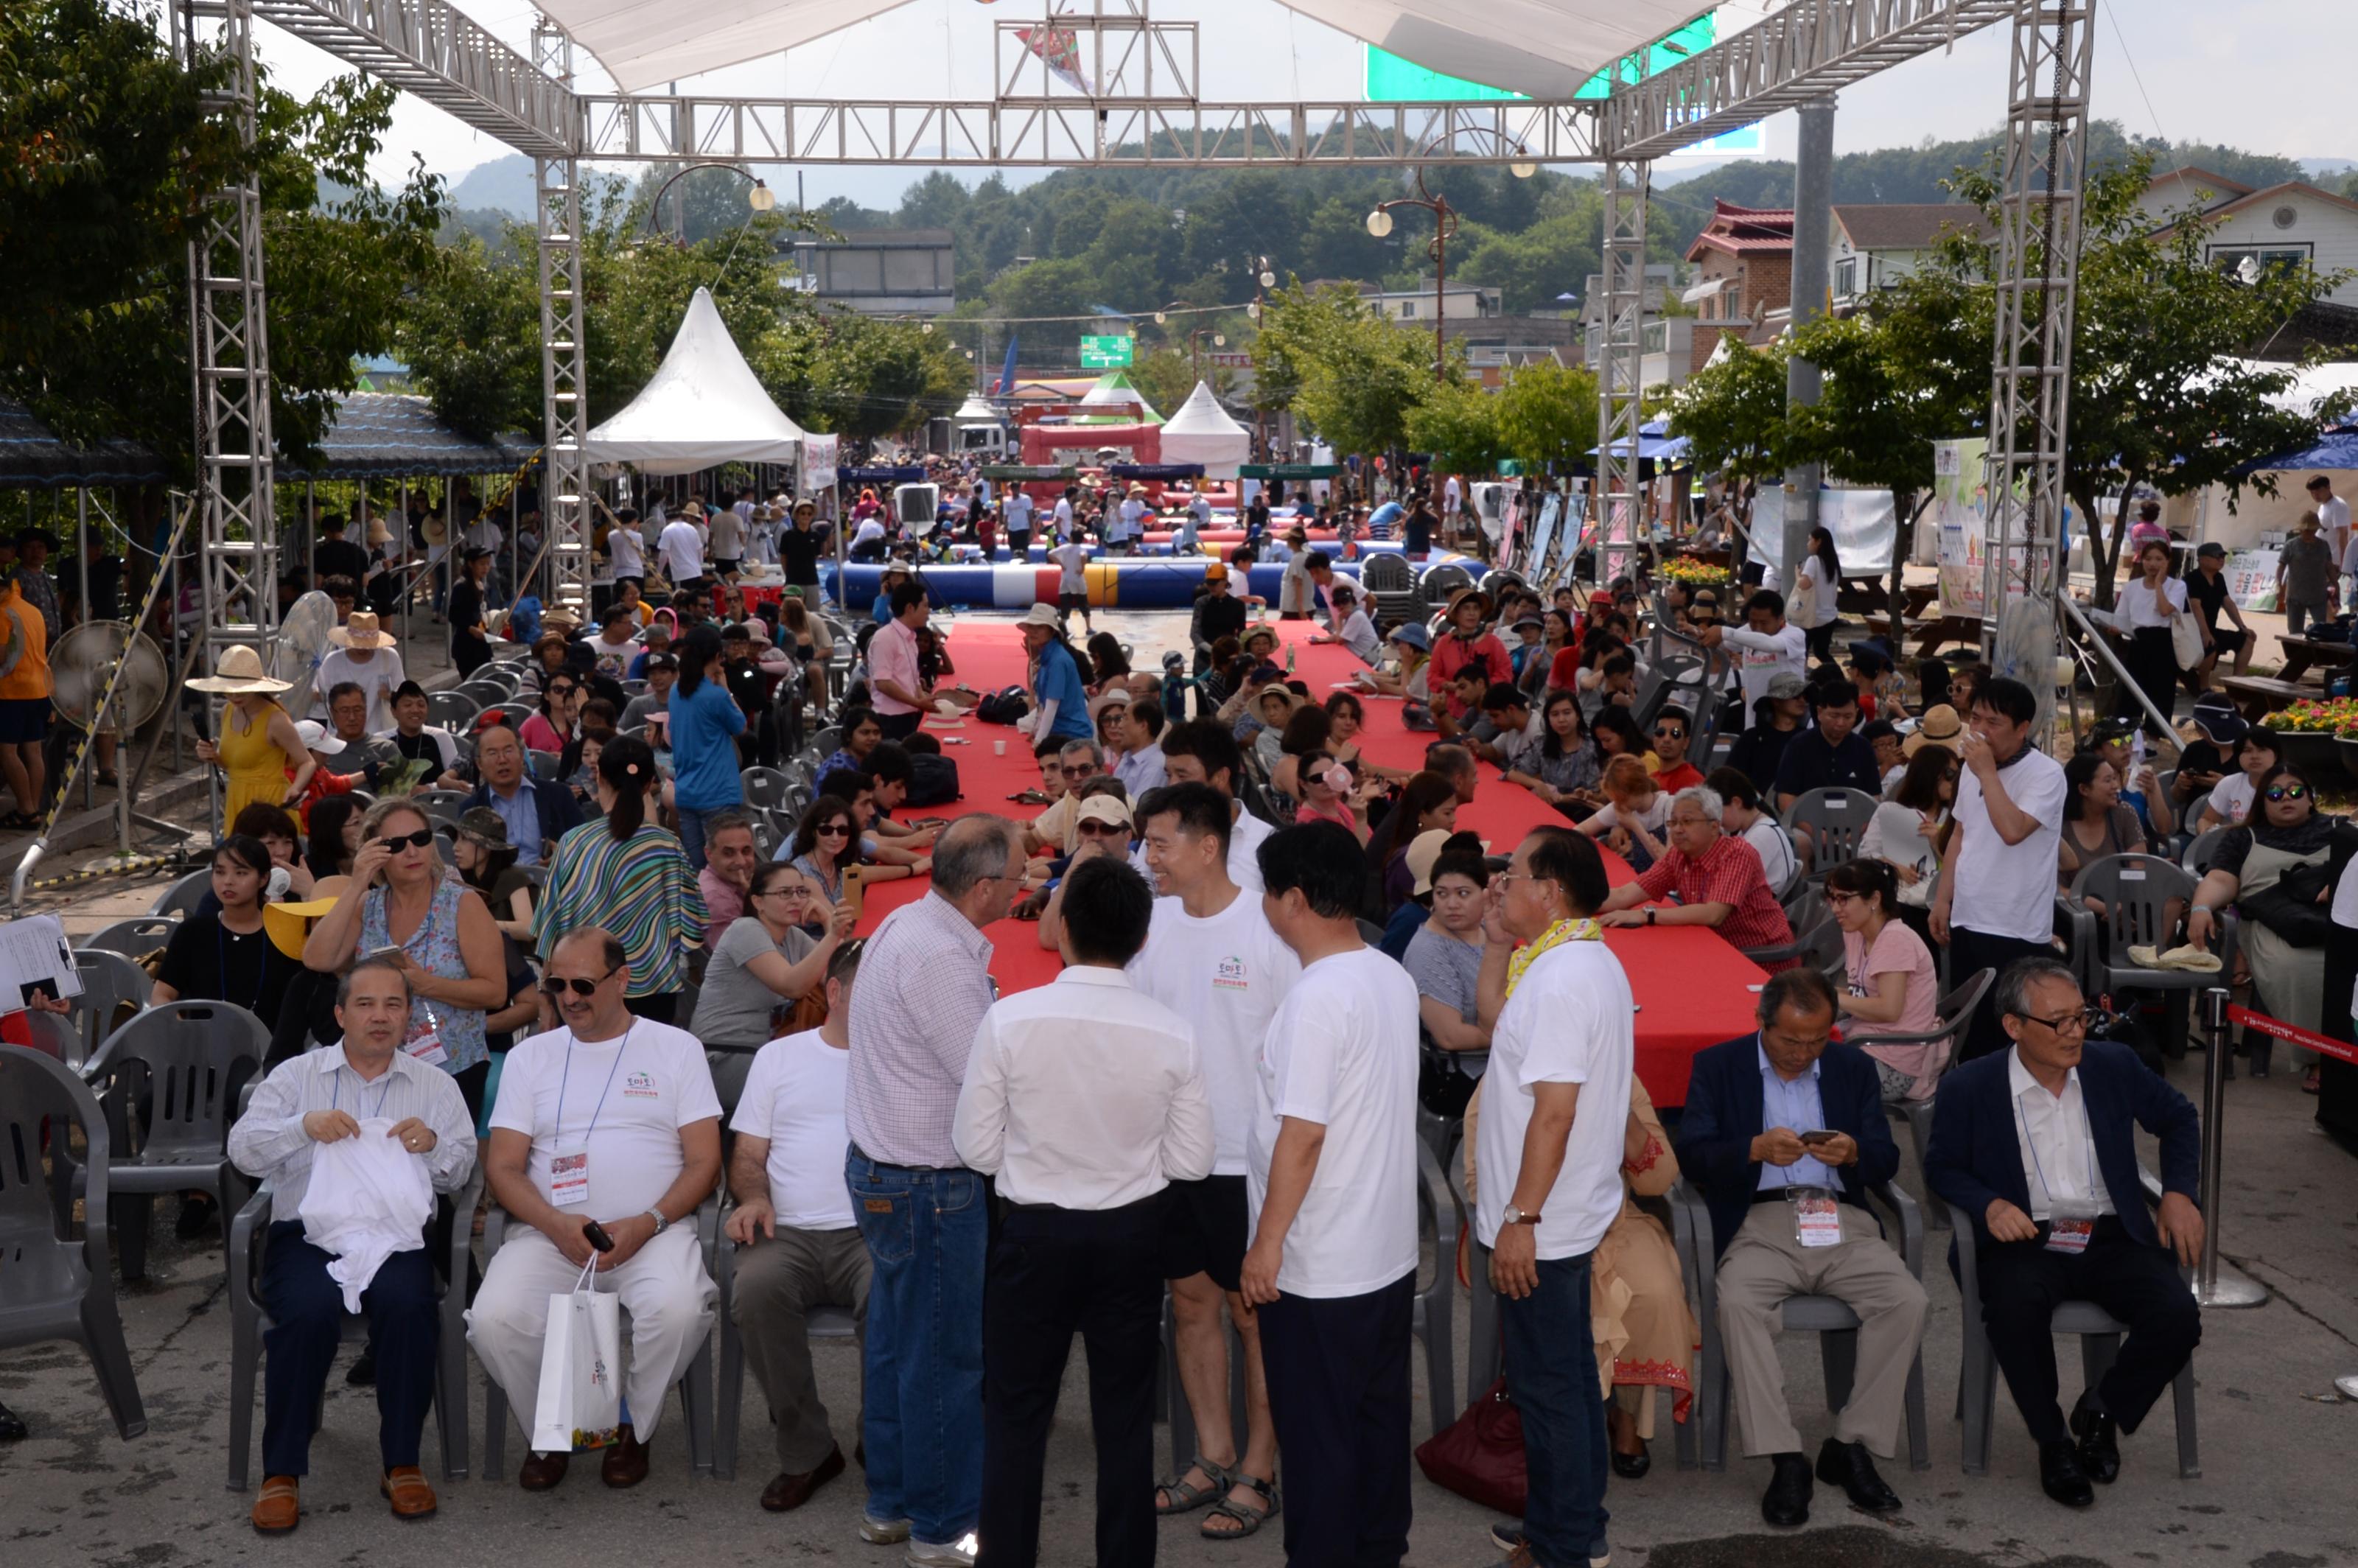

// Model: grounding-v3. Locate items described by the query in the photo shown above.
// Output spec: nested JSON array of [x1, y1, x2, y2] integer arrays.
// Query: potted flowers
[[2269, 696, 2358, 780]]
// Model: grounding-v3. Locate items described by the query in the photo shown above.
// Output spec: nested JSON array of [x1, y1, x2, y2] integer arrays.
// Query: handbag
[[2240, 859, 2334, 947], [2170, 607, 2204, 671], [1418, 1046, 1477, 1119], [532, 1255, 625, 1453], [1413, 1378, 1527, 1513]]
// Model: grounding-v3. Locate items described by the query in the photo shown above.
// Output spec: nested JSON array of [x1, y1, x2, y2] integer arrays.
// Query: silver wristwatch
[[643, 1207, 671, 1236], [1502, 1204, 1542, 1227]]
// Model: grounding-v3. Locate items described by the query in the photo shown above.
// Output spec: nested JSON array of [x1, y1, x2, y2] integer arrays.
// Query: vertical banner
[[801, 434, 838, 497], [2225, 547, 2281, 612], [1928, 437, 1990, 617]]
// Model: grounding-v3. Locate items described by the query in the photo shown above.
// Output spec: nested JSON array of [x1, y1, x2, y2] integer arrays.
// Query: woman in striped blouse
[[532, 735, 706, 1023]]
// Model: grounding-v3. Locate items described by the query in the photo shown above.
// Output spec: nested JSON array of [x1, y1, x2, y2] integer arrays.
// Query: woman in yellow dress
[[189, 645, 313, 830]]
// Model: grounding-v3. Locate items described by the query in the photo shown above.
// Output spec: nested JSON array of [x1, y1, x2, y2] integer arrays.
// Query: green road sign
[[1080, 335, 1135, 368]]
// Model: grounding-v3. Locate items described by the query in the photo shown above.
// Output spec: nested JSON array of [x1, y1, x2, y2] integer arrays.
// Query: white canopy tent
[[522, 0, 1712, 99], [1158, 381, 1251, 479], [583, 287, 803, 474]]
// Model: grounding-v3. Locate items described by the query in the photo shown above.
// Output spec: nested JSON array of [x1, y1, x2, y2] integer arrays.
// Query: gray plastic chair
[[225, 1168, 484, 1488], [2063, 854, 2230, 1054], [149, 867, 215, 918], [66, 949, 153, 1073], [2180, 826, 2229, 878], [1361, 553, 1412, 594], [741, 766, 795, 813], [711, 1211, 859, 1481], [1780, 788, 1881, 879], [1943, 1200, 2199, 1477], [484, 701, 537, 732], [1682, 1180, 1931, 1473], [1409, 1137, 1458, 1443], [480, 1195, 722, 1478], [76, 1001, 271, 1283], [0, 1044, 147, 1438], [528, 749, 563, 782], [427, 690, 483, 732], [1843, 966, 1995, 1223], [1741, 911, 1844, 982], [412, 788, 475, 816], [83, 916, 181, 959]]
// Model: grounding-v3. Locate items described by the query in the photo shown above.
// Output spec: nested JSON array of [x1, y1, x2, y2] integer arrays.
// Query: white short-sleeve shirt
[[1474, 939, 1635, 1258], [729, 1031, 854, 1231], [1127, 890, 1301, 1176], [1951, 746, 2069, 942], [1248, 947, 1419, 1298], [490, 1020, 721, 1222]]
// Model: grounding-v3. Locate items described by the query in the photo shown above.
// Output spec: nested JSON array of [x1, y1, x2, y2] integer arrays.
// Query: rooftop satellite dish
[[50, 621, 169, 731], [273, 590, 338, 715]]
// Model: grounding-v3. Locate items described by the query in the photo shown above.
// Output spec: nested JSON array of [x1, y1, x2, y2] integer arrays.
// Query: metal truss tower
[[1978, 0, 2093, 721], [177, 0, 278, 676], [1594, 161, 1650, 590], [532, 15, 593, 618]]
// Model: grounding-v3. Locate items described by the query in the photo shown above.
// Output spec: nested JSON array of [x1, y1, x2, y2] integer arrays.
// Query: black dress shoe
[[760, 1445, 845, 1512], [345, 1350, 377, 1387], [1814, 1438, 1903, 1513], [1610, 1440, 1651, 1480], [175, 1191, 219, 1242], [0, 1401, 27, 1442], [1761, 1452, 1813, 1527], [2071, 1396, 2121, 1484], [2039, 1439, 2094, 1508]]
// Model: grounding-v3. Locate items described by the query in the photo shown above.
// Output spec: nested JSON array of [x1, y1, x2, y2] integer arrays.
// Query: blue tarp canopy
[[275, 393, 536, 480], [2232, 425, 2358, 477], [0, 399, 168, 489]]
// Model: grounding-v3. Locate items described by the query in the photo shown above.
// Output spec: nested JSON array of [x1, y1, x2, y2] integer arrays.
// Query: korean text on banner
[[1929, 437, 1989, 619]]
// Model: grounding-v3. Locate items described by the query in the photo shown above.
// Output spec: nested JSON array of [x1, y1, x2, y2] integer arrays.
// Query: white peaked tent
[[584, 287, 803, 474], [1159, 381, 1251, 479]]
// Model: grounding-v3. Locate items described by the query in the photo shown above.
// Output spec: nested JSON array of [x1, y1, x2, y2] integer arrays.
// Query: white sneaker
[[906, 1533, 978, 1567], [859, 1514, 911, 1545]]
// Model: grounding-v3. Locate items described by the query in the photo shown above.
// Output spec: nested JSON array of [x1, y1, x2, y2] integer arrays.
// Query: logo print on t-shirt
[[622, 1071, 660, 1099], [1214, 956, 1250, 991]]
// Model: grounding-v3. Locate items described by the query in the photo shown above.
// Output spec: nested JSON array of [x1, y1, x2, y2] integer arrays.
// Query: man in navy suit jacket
[[1675, 968, 1923, 1529], [1925, 956, 2203, 1509]]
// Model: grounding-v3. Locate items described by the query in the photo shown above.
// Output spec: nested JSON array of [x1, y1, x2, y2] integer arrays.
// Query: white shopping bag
[[532, 1256, 623, 1452]]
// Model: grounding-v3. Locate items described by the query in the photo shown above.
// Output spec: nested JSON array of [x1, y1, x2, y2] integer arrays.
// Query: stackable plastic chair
[[83, 917, 180, 959], [710, 1213, 858, 1481], [149, 869, 214, 919], [1842, 966, 1995, 1222], [427, 691, 483, 732], [1780, 788, 1881, 879]]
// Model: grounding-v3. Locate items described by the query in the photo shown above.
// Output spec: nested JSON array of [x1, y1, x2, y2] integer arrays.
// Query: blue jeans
[[1501, 1251, 1608, 1568], [674, 805, 721, 871], [845, 1149, 987, 1546]]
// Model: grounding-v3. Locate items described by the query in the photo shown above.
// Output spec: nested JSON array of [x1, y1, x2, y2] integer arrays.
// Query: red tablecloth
[[852, 617, 1765, 1105]]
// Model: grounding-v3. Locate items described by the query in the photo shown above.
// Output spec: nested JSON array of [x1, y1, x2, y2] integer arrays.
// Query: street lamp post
[[1368, 139, 1534, 382], [1248, 253, 1275, 460], [639, 161, 774, 245], [1186, 327, 1227, 380]]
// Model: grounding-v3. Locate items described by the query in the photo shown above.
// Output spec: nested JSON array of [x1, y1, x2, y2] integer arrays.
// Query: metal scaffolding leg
[[1980, 0, 2093, 736], [178, 0, 278, 696], [1595, 161, 1649, 592], [533, 15, 592, 619], [1783, 97, 1836, 584]]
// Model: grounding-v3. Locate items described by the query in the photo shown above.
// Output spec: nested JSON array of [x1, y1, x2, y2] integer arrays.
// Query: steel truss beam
[[178, 0, 278, 704], [252, 0, 575, 155], [533, 18, 592, 619], [576, 97, 1598, 166], [1978, 0, 2092, 721], [1603, 0, 2015, 160], [1594, 161, 1649, 591]]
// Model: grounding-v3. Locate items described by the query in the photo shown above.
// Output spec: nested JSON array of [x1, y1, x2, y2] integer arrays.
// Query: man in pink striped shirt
[[868, 580, 932, 741]]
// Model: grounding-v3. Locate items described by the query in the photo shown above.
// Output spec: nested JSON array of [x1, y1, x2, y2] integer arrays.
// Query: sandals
[[1155, 1455, 1234, 1516], [1200, 1472, 1279, 1539]]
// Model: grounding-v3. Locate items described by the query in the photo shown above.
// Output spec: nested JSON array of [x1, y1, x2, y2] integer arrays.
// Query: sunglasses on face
[[1077, 820, 1126, 836], [816, 823, 852, 838], [541, 963, 620, 998], [1062, 763, 1097, 777], [377, 828, 435, 851], [2265, 784, 2309, 802], [1653, 726, 1687, 740]]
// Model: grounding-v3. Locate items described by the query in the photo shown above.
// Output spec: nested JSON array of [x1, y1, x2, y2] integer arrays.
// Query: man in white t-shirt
[[312, 612, 405, 732], [1052, 486, 1077, 543], [1931, 676, 2068, 1063], [1116, 491, 1147, 556], [1702, 589, 1811, 716], [585, 605, 643, 682], [607, 508, 647, 584], [724, 943, 869, 1513], [659, 512, 707, 585], [1129, 782, 1301, 1532], [1050, 535, 1091, 633], [1239, 821, 1420, 1567], [1159, 718, 1273, 892], [1001, 490, 1035, 558], [468, 928, 723, 1491], [2309, 475, 2350, 571], [1472, 829, 1635, 1566], [707, 503, 746, 577]]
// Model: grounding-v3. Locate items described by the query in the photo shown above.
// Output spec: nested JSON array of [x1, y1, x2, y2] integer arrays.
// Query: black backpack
[[974, 685, 1031, 725], [905, 751, 962, 807]]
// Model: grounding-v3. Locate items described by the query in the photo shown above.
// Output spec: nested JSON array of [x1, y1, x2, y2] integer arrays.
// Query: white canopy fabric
[[1158, 381, 1250, 479], [952, 395, 1001, 422], [525, 0, 1715, 102], [584, 287, 803, 475], [1078, 371, 1160, 423]]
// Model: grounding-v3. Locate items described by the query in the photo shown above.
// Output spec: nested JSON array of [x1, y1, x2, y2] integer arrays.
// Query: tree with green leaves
[[1494, 359, 1599, 475], [1665, 334, 1791, 498], [1253, 284, 1433, 460], [1404, 379, 1503, 477]]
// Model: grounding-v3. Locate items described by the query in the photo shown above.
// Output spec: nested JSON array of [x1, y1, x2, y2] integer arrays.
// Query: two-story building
[[2139, 167, 2358, 309], [1827, 203, 1993, 308], [1682, 200, 1795, 348]]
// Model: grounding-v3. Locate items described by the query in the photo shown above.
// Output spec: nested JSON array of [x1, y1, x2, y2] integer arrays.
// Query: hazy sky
[[244, 0, 2352, 197]]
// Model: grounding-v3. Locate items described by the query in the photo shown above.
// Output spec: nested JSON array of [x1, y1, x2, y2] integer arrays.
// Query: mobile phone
[[1799, 1129, 1839, 1146], [582, 1219, 616, 1253]]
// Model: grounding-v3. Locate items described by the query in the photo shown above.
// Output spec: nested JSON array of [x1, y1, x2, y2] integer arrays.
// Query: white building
[[1828, 203, 1991, 308], [2140, 168, 2358, 309]]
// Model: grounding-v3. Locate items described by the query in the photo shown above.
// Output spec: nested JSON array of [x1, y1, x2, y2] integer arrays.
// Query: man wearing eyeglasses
[[468, 928, 723, 1492], [1925, 956, 2203, 1509], [1022, 739, 1102, 857], [461, 724, 584, 869]]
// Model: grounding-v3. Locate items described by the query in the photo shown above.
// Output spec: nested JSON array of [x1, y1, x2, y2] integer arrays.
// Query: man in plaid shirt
[[1595, 783, 1794, 965]]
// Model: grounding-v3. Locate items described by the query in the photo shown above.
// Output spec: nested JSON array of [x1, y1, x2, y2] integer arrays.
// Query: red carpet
[[855, 617, 1766, 1104]]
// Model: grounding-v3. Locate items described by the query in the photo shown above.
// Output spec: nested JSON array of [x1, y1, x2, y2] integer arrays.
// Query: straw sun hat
[[186, 645, 291, 695]]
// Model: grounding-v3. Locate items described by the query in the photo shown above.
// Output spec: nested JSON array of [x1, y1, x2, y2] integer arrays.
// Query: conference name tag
[[403, 1030, 449, 1068], [550, 1145, 591, 1208], [2046, 1199, 2099, 1254], [1789, 1186, 1843, 1249]]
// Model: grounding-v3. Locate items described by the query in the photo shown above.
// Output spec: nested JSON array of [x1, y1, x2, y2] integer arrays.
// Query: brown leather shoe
[[381, 1466, 438, 1519], [601, 1424, 651, 1488], [518, 1450, 570, 1491], [251, 1475, 300, 1533], [760, 1445, 846, 1513]]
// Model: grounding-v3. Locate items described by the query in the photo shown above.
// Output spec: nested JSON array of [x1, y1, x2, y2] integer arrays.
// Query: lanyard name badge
[[550, 1026, 632, 1209], [2020, 1093, 2102, 1254], [1787, 1184, 1843, 1248], [405, 998, 449, 1068]]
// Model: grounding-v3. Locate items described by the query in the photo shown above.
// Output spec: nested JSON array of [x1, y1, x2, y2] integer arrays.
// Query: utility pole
[[1783, 97, 1836, 587]]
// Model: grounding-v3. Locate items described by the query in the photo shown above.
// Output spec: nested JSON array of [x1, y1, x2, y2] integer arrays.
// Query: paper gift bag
[[532, 1261, 623, 1452]]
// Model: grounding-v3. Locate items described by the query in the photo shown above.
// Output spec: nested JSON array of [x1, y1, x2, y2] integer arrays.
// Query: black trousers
[[261, 1221, 437, 1477], [2119, 625, 2178, 735], [1256, 1273, 1415, 1568], [1949, 926, 2059, 1061], [875, 710, 923, 741], [976, 1197, 1165, 1568], [1976, 1216, 2200, 1446]]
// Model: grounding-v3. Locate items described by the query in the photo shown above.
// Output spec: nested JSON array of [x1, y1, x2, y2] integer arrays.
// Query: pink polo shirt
[[870, 617, 923, 716]]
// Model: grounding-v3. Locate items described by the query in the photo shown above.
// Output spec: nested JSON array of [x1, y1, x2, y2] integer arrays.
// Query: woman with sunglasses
[[533, 737, 706, 1025], [786, 793, 913, 920], [301, 799, 509, 1113], [2186, 765, 2338, 1088], [690, 861, 857, 1110], [519, 671, 578, 757]]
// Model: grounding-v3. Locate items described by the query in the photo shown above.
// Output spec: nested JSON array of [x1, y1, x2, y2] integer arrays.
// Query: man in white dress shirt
[[1129, 782, 1300, 1536], [955, 855, 1213, 1568], [1239, 822, 1421, 1568], [466, 928, 723, 1491]]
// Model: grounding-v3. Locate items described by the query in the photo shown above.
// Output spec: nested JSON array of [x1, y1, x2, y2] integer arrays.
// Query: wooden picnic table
[[1905, 611, 1984, 658], [2222, 675, 2321, 722], [2276, 636, 2355, 685]]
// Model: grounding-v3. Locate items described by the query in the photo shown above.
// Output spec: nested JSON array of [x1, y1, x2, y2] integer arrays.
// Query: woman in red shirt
[[1427, 588, 1511, 724]]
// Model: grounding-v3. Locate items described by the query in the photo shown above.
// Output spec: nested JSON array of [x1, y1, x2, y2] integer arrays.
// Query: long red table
[[852, 616, 1766, 1105]]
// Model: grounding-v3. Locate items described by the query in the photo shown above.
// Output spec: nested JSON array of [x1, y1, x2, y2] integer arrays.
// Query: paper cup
[[993, 739, 1007, 755]]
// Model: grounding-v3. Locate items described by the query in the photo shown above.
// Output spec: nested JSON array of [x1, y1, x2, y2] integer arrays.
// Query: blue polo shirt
[[1034, 639, 1093, 741]]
